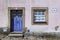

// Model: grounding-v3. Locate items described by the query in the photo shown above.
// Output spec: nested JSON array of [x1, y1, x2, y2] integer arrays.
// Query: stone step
[[11, 32, 23, 34], [8, 33, 23, 37]]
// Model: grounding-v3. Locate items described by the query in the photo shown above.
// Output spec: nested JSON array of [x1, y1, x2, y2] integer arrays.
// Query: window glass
[[32, 7, 48, 24], [34, 10, 46, 22]]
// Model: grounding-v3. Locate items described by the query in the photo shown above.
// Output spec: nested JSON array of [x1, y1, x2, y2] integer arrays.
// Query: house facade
[[0, 0, 60, 34]]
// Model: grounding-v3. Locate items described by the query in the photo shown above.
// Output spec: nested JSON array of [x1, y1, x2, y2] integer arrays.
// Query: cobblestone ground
[[1, 36, 60, 40]]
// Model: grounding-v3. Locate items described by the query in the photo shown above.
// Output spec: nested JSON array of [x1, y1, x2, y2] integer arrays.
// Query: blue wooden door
[[10, 10, 23, 32]]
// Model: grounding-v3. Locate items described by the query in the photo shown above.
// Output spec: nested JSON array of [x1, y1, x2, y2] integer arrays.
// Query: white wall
[[0, 0, 60, 32]]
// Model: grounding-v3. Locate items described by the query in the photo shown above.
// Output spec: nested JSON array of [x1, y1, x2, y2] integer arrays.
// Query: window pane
[[42, 12, 45, 15], [34, 10, 46, 22]]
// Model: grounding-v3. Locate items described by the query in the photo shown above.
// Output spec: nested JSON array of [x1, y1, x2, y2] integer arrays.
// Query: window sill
[[32, 22, 48, 25]]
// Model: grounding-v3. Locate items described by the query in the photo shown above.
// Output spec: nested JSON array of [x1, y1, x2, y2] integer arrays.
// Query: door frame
[[8, 7, 25, 32]]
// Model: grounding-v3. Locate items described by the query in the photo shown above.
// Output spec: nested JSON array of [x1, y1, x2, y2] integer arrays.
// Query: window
[[32, 7, 48, 24]]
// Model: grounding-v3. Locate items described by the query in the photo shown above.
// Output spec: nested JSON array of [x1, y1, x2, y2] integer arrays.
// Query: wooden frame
[[31, 7, 48, 25], [8, 7, 25, 32]]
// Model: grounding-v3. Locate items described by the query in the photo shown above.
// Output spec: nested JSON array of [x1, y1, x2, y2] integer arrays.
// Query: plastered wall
[[0, 0, 60, 32]]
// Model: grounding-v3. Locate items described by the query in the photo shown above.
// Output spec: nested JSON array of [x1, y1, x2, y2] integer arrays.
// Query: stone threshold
[[8, 34, 23, 37], [8, 32, 24, 37], [11, 32, 23, 34]]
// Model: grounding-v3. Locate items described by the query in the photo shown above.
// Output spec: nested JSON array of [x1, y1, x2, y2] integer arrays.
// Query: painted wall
[[0, 0, 60, 32]]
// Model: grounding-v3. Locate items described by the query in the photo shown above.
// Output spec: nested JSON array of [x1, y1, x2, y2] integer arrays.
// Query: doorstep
[[8, 32, 24, 37]]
